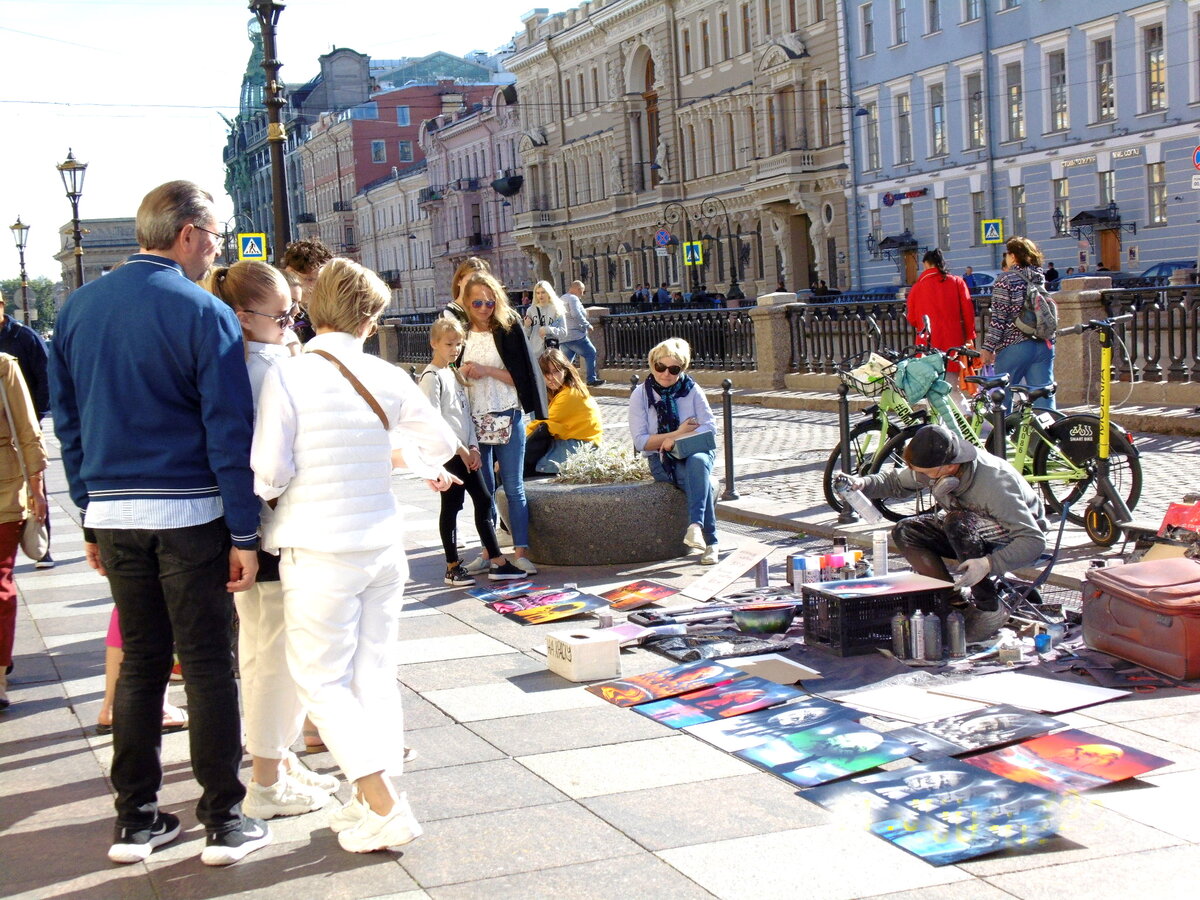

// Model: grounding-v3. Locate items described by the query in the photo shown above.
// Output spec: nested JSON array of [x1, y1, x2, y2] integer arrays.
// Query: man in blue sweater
[[49, 181, 268, 867]]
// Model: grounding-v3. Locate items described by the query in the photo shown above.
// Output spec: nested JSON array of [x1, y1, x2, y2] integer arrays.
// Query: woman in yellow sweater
[[525, 348, 602, 475]]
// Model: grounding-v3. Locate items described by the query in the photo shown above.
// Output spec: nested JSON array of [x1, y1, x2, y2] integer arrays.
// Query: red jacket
[[906, 268, 977, 371]]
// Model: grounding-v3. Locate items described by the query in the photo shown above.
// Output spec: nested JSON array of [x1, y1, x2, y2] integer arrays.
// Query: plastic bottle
[[947, 610, 966, 658], [836, 482, 883, 523], [872, 531, 889, 576], [923, 611, 942, 661], [910, 609, 925, 659], [890, 610, 908, 658]]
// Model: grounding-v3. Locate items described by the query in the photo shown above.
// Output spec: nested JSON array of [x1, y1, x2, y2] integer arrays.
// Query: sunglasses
[[654, 363, 684, 375], [471, 299, 496, 309], [242, 304, 298, 328]]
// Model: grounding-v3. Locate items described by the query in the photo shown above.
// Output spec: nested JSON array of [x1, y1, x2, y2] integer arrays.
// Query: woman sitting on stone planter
[[524, 348, 603, 476], [628, 338, 720, 565]]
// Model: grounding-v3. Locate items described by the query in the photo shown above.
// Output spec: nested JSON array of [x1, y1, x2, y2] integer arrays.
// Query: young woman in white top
[[207, 261, 338, 819], [251, 258, 459, 853], [523, 280, 567, 358]]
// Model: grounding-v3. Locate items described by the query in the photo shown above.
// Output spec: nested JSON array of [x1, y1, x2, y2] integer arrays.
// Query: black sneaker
[[108, 811, 181, 864], [34, 555, 55, 570], [488, 561, 526, 581], [444, 564, 474, 587], [587, 379, 606, 387], [200, 816, 271, 866]]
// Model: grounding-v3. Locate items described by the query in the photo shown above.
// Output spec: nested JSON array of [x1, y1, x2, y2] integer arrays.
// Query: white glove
[[835, 474, 867, 493], [953, 557, 991, 589]]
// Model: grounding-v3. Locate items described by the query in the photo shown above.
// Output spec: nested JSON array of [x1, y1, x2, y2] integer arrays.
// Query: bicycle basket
[[836, 350, 897, 397]]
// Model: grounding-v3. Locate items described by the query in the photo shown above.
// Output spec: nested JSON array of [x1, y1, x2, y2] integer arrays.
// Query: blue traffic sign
[[238, 233, 268, 261], [1193, 145, 1200, 170], [655, 229, 671, 247]]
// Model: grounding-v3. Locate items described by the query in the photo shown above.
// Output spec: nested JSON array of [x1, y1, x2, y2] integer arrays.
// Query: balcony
[[451, 178, 480, 192], [751, 147, 818, 182], [295, 212, 316, 224], [418, 187, 444, 205], [332, 200, 353, 212], [380, 269, 403, 288]]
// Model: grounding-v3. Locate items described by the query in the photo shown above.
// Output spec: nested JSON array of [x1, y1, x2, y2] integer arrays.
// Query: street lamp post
[[9, 217, 30, 324], [660, 201, 695, 290], [697, 195, 743, 300], [56, 148, 87, 290], [249, 0, 291, 264]]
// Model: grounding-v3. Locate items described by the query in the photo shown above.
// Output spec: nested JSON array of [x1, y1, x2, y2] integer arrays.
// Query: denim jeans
[[561, 335, 599, 381], [478, 408, 530, 548], [994, 339, 1056, 411], [96, 519, 245, 831], [649, 448, 718, 545]]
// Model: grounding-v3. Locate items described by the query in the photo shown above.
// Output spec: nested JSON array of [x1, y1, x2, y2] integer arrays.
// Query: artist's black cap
[[905, 424, 977, 468]]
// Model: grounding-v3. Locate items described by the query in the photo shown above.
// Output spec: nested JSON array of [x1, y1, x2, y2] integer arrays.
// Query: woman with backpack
[[981, 236, 1056, 411]]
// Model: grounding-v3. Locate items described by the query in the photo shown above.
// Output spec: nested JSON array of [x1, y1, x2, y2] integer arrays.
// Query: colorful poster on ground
[[807, 759, 1062, 866], [498, 592, 607, 625], [632, 676, 802, 728], [962, 729, 1172, 793], [685, 696, 855, 753], [585, 660, 749, 707], [733, 718, 913, 787], [488, 590, 583, 614], [887, 704, 1064, 759], [599, 579, 680, 611], [467, 582, 541, 602]]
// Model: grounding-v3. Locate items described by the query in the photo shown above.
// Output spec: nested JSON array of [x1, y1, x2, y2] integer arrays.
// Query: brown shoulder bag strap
[[310, 349, 389, 430]]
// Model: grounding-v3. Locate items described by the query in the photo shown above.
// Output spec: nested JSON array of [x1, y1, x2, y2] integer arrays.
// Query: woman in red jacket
[[906, 249, 976, 372]]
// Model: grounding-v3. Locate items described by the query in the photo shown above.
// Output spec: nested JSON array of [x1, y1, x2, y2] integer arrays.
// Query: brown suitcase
[[1083, 557, 1200, 680]]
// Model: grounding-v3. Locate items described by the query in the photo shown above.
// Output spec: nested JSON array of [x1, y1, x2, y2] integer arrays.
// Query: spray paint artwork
[[963, 729, 1172, 793], [585, 660, 748, 707], [733, 718, 913, 787], [685, 696, 855, 752], [498, 591, 607, 624], [598, 579, 679, 611], [632, 676, 803, 728], [808, 758, 1062, 865], [887, 704, 1065, 759]]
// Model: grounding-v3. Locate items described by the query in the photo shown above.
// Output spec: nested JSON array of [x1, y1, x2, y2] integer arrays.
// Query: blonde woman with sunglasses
[[627, 338, 720, 565]]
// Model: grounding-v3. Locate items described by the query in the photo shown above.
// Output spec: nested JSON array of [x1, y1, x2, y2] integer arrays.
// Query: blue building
[[843, 0, 1200, 287]]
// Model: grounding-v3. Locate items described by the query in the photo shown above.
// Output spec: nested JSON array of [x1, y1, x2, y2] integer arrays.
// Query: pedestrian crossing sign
[[683, 241, 704, 266], [238, 233, 268, 261], [980, 219, 1004, 245]]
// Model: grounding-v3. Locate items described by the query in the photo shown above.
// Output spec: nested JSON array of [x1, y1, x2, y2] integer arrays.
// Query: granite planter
[[497, 479, 689, 566]]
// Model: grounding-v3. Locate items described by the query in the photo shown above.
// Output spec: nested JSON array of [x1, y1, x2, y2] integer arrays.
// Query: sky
[[1, 0, 558, 280]]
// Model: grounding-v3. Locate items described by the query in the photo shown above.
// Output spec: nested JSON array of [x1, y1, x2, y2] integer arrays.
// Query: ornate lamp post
[[249, 0, 290, 263], [9, 217, 30, 324], [56, 148, 87, 290], [697, 195, 743, 300]]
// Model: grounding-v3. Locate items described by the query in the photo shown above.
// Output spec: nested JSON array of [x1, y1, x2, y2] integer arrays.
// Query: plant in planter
[[498, 442, 689, 566]]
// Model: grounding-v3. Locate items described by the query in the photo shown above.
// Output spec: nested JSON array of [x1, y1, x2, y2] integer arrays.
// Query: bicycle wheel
[[864, 429, 936, 522], [822, 419, 897, 512], [1030, 415, 1142, 525]]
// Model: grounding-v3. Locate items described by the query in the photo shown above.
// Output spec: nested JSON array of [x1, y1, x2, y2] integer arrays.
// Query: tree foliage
[[0, 277, 58, 334]]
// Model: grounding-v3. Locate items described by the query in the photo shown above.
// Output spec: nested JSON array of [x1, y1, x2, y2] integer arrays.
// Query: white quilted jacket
[[252, 331, 457, 553]]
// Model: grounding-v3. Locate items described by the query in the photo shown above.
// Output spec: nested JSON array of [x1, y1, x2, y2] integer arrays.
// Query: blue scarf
[[645, 372, 695, 434]]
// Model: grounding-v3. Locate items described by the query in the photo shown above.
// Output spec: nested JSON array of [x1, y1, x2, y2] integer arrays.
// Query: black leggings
[[439, 455, 502, 564]]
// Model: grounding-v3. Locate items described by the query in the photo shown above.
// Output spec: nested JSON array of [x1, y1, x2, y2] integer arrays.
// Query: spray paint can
[[910, 609, 925, 660], [923, 611, 943, 661], [891, 610, 909, 658], [873, 530, 889, 576], [947, 610, 967, 658]]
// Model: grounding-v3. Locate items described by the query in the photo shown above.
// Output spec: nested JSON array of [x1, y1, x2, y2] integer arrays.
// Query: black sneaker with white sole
[[488, 561, 526, 581], [200, 816, 271, 866], [444, 564, 474, 587], [108, 811, 181, 864]]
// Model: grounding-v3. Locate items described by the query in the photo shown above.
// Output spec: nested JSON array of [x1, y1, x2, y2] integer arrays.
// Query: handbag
[[667, 429, 716, 460], [0, 373, 48, 560], [472, 411, 513, 445]]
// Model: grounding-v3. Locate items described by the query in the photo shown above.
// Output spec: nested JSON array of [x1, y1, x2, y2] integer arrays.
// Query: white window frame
[[925, 0, 941, 35], [1081, 17, 1118, 125], [371, 140, 386, 163], [396, 106, 410, 126], [927, 81, 947, 157], [1035, 31, 1070, 134], [861, 3, 875, 56], [893, 0, 907, 45], [959, 58, 984, 150], [896, 91, 913, 163], [1139, 20, 1168, 113], [962, 0, 981, 22]]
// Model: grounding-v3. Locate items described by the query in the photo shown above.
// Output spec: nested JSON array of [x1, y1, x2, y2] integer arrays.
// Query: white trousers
[[234, 579, 305, 760], [280, 544, 407, 784]]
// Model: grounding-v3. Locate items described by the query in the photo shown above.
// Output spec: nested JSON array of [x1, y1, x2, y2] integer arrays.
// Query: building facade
[[355, 163, 438, 313], [54, 217, 138, 292], [846, 0, 1200, 286], [505, 0, 856, 301]]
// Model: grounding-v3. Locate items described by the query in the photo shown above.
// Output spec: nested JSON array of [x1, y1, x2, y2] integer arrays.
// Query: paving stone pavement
[[3, 419, 1199, 899]]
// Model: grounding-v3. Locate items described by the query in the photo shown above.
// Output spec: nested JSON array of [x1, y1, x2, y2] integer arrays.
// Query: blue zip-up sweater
[[48, 254, 259, 547]]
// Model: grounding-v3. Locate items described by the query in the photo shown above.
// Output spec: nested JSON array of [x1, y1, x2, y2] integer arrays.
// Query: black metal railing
[[1100, 286, 1199, 383], [786, 298, 995, 373], [391, 324, 433, 364], [601, 309, 756, 370]]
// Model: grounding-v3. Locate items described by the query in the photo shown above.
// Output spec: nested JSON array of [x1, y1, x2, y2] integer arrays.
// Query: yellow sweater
[[526, 386, 602, 443]]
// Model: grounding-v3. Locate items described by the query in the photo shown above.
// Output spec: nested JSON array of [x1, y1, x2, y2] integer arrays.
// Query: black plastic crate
[[801, 574, 957, 656]]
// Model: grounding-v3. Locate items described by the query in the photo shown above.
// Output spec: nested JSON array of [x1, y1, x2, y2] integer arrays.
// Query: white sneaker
[[284, 751, 340, 793], [328, 795, 368, 834], [463, 554, 489, 575], [512, 556, 538, 575], [684, 523, 705, 550], [242, 774, 329, 820], [700, 544, 720, 566], [337, 793, 423, 853]]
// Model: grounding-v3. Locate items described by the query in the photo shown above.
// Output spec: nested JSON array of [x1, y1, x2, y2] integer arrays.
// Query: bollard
[[837, 382, 858, 524], [989, 388, 1007, 461], [720, 378, 739, 500], [630, 373, 640, 393]]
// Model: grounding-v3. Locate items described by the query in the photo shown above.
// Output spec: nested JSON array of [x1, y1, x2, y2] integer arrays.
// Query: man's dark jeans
[[97, 519, 245, 831], [892, 509, 1010, 610]]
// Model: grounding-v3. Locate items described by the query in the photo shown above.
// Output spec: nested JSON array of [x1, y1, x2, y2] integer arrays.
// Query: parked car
[[1108, 261, 1194, 287]]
